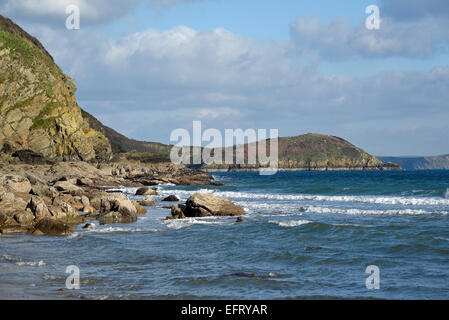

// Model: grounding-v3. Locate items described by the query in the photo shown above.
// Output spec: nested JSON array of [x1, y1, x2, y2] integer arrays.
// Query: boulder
[[107, 193, 137, 216], [31, 218, 72, 236], [171, 204, 186, 219], [14, 210, 34, 226], [97, 193, 138, 225], [162, 195, 180, 202], [137, 197, 157, 207], [0, 174, 31, 194], [0, 213, 13, 228], [53, 181, 83, 195], [132, 201, 147, 215], [27, 196, 52, 221], [30, 183, 58, 199], [49, 200, 85, 224], [97, 210, 137, 225], [76, 177, 93, 187], [135, 187, 158, 196], [185, 193, 245, 217]]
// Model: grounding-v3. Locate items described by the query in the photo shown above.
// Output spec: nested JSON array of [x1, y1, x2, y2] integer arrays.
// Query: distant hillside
[[81, 110, 171, 162], [199, 133, 400, 171], [378, 155, 449, 170]]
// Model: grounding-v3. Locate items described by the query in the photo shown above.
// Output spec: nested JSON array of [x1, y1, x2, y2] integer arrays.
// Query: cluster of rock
[[0, 172, 148, 236], [0, 159, 221, 236]]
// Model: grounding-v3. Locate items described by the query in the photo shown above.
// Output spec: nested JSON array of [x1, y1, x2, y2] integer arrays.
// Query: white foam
[[67, 232, 80, 239], [211, 191, 449, 207], [164, 217, 234, 230], [88, 227, 162, 234], [305, 205, 448, 216], [268, 220, 311, 227]]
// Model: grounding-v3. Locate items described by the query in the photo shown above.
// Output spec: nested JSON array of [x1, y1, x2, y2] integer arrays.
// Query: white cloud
[[290, 15, 449, 59], [0, 0, 204, 25], [196, 107, 241, 119]]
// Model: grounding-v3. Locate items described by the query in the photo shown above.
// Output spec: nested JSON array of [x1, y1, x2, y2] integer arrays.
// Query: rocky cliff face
[[0, 15, 112, 161]]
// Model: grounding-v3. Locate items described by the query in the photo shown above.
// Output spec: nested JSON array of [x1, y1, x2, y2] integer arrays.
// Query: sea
[[1, 170, 449, 299]]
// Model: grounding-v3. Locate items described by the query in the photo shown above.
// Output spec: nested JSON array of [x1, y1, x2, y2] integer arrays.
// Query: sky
[[1, 0, 449, 156]]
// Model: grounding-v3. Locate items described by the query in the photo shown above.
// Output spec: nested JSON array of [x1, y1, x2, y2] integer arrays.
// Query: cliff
[[0, 15, 112, 161]]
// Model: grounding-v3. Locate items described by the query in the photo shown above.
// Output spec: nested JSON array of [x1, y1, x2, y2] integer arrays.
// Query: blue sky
[[1, 0, 449, 156]]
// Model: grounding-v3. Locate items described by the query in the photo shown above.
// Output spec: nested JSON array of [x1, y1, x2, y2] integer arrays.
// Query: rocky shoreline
[[0, 154, 232, 236]]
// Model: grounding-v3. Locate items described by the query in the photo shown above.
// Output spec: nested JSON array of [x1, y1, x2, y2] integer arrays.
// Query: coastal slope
[[0, 15, 112, 161], [200, 133, 400, 171]]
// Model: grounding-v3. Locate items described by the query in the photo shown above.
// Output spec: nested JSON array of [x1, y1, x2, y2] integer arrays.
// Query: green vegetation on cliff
[[0, 15, 112, 161]]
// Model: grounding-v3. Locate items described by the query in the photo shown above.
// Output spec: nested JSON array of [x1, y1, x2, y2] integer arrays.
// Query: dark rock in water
[[303, 246, 321, 252], [31, 218, 72, 236], [82, 223, 94, 229], [171, 204, 186, 219], [135, 187, 158, 196], [105, 189, 123, 194], [185, 193, 245, 217], [236, 217, 244, 223], [232, 272, 281, 279], [162, 195, 180, 202], [232, 272, 259, 278]]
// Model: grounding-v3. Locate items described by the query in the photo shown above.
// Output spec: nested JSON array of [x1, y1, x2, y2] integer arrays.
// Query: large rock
[[0, 213, 13, 228], [185, 193, 245, 217], [162, 195, 180, 202], [53, 181, 83, 195], [137, 197, 157, 207], [0, 174, 31, 193], [31, 218, 72, 236], [98, 210, 137, 225], [49, 199, 85, 224], [26, 196, 52, 221], [30, 183, 58, 199], [13, 210, 34, 226], [97, 193, 138, 225], [170, 204, 186, 219], [132, 201, 147, 215], [135, 187, 158, 196]]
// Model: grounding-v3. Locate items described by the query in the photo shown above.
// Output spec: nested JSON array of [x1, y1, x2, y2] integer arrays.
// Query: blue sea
[[1, 170, 449, 299]]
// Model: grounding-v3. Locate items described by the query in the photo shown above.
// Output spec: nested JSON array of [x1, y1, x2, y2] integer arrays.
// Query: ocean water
[[1, 170, 449, 299]]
